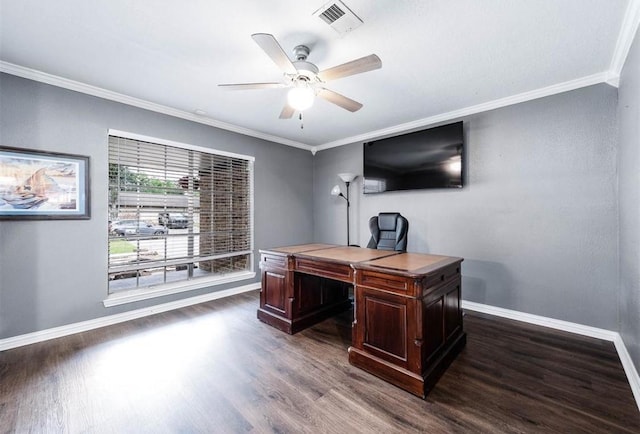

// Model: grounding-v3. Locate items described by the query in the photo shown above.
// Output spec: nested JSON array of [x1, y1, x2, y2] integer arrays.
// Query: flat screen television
[[363, 121, 463, 193]]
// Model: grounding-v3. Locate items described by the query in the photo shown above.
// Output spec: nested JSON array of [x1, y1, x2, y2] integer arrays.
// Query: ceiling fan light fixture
[[218, 34, 380, 118], [287, 84, 315, 111]]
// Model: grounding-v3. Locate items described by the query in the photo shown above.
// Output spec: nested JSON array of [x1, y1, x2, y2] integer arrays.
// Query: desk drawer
[[295, 258, 353, 282], [422, 263, 461, 291], [260, 253, 287, 270], [358, 270, 409, 295]]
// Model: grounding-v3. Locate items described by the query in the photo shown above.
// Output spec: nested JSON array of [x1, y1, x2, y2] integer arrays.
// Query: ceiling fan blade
[[317, 88, 363, 112], [279, 104, 295, 119], [218, 82, 286, 90], [317, 54, 382, 82], [251, 33, 298, 75]]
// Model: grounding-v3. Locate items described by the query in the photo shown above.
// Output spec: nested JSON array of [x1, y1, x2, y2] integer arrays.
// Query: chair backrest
[[366, 212, 409, 251]]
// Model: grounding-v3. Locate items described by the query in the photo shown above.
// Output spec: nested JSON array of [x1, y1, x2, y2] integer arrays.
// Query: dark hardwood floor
[[1, 290, 638, 433]]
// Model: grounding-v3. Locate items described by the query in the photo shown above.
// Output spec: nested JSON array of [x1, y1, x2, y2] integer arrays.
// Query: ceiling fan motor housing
[[293, 60, 319, 81], [291, 45, 319, 81], [293, 45, 310, 60]]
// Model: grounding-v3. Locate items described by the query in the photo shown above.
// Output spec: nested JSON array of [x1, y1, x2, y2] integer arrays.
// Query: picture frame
[[0, 146, 90, 220]]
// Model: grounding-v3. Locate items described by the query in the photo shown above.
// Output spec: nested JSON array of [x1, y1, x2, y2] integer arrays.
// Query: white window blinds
[[108, 134, 253, 293]]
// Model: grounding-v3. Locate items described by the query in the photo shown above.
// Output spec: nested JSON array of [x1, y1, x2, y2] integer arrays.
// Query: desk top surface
[[261, 244, 462, 275], [265, 243, 336, 254], [295, 246, 398, 263], [357, 252, 463, 276]]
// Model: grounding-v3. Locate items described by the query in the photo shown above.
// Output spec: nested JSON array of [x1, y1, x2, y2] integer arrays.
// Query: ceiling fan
[[218, 33, 382, 119]]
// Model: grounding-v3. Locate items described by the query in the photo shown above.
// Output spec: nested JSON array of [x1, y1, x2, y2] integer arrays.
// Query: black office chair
[[366, 212, 409, 251]]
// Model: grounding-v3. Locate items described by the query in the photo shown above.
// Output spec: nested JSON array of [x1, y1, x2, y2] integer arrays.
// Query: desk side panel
[[361, 288, 410, 364], [351, 262, 466, 398], [421, 277, 463, 367], [258, 252, 295, 333]]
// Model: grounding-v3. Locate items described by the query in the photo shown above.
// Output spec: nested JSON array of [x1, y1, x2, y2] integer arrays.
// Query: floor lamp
[[331, 172, 358, 245]]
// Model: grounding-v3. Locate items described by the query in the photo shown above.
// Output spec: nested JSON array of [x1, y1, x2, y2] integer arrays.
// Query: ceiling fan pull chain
[[300, 112, 304, 129]]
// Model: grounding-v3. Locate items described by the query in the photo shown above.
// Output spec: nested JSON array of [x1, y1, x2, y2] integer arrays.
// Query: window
[[107, 131, 254, 300]]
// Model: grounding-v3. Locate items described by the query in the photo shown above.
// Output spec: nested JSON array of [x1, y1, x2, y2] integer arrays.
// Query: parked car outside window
[[110, 220, 138, 234], [112, 221, 167, 236], [158, 213, 188, 229]]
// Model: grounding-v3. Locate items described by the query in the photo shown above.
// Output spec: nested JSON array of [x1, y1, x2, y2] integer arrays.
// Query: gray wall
[[0, 73, 314, 338], [0, 69, 630, 347], [618, 29, 640, 372], [315, 84, 619, 330]]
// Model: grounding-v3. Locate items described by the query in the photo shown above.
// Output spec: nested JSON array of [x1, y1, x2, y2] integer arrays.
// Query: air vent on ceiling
[[319, 4, 345, 24], [313, 1, 363, 35]]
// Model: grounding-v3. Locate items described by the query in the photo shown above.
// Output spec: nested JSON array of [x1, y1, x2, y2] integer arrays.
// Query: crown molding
[[0, 61, 618, 155], [315, 72, 610, 152], [606, 72, 621, 88], [610, 0, 640, 77], [0, 61, 313, 152]]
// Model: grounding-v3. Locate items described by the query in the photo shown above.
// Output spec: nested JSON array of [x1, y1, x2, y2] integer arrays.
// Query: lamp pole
[[331, 173, 358, 246], [345, 181, 351, 245]]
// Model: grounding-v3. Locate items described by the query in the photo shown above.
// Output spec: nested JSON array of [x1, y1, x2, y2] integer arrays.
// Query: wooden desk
[[258, 245, 396, 334], [258, 244, 466, 398]]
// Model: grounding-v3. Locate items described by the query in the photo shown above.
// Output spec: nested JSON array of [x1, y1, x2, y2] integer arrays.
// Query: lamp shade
[[287, 86, 314, 111], [330, 185, 341, 196], [338, 173, 357, 183]]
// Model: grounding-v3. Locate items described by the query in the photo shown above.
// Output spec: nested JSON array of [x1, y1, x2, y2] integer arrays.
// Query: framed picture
[[0, 146, 90, 220]]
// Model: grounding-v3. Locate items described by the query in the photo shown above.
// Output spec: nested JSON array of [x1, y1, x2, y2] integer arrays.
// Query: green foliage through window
[[108, 163, 181, 194]]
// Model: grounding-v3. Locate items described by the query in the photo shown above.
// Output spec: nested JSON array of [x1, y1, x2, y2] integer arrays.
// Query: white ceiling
[[1, 0, 638, 152]]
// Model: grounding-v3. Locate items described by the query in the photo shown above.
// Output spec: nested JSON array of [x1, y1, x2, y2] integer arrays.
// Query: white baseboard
[[0, 283, 260, 352], [613, 334, 640, 412], [462, 300, 640, 412], [461, 301, 619, 340]]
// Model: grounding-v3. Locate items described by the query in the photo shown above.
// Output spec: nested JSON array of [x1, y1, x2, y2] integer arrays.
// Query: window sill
[[103, 270, 256, 307]]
